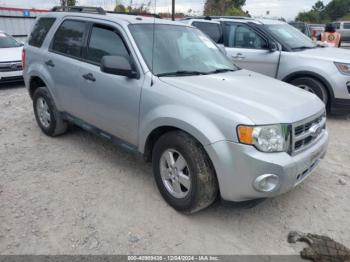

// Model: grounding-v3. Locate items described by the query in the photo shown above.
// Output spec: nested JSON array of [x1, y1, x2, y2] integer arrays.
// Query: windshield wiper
[[156, 70, 208, 77], [207, 68, 236, 74]]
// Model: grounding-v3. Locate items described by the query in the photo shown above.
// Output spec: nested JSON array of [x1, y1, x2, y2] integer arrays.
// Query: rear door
[[222, 22, 279, 77], [77, 21, 143, 145], [47, 18, 90, 118]]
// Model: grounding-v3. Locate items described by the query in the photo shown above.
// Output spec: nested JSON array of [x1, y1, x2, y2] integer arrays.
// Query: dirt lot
[[0, 84, 349, 255]]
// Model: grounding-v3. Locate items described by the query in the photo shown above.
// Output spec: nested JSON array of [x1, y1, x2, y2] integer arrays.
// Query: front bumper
[[0, 70, 23, 84], [205, 130, 329, 202]]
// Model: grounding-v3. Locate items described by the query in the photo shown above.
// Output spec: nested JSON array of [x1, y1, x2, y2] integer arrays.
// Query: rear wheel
[[152, 131, 218, 213], [33, 87, 68, 137], [290, 77, 329, 106]]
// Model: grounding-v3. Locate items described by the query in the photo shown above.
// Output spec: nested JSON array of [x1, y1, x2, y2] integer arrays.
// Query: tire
[[33, 86, 68, 137], [152, 131, 218, 213], [290, 77, 329, 105]]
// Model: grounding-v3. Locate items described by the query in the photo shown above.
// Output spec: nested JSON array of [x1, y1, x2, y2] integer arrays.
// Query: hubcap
[[159, 149, 191, 199], [36, 97, 51, 128]]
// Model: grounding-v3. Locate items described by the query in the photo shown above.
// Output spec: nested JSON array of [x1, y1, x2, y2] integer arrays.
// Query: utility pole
[[172, 0, 175, 21]]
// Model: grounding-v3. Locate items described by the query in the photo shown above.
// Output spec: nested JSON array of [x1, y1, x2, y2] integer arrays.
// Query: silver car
[[23, 7, 328, 213], [184, 17, 350, 113]]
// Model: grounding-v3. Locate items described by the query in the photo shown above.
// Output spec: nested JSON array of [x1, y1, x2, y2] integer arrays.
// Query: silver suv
[[24, 7, 328, 213], [334, 21, 350, 43], [183, 17, 350, 113]]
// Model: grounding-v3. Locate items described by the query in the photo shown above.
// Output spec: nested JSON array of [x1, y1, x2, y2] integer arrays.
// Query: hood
[[0, 46, 22, 63], [295, 47, 350, 63], [160, 70, 324, 125]]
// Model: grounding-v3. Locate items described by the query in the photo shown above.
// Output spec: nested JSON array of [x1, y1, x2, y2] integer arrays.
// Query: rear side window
[[192, 22, 222, 43], [51, 20, 87, 58], [344, 23, 350, 29], [86, 25, 130, 64], [28, 17, 56, 47]]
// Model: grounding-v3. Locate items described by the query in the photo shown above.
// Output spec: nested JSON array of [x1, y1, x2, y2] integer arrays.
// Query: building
[[0, 7, 48, 42]]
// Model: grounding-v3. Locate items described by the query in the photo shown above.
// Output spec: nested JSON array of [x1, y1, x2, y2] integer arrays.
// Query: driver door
[[223, 22, 279, 78]]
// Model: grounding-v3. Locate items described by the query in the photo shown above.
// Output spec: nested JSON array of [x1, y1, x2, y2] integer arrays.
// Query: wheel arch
[[282, 71, 335, 103]]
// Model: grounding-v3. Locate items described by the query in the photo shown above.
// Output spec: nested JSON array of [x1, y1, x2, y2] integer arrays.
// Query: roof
[[39, 11, 188, 27]]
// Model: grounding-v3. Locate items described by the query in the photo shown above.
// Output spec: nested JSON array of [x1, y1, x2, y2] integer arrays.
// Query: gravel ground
[[0, 84, 349, 255]]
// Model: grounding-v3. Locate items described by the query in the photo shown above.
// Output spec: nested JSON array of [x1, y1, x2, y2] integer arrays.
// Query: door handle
[[82, 73, 96, 82], [232, 53, 246, 60], [45, 60, 55, 67]]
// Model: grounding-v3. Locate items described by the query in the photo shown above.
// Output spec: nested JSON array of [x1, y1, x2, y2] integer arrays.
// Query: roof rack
[[51, 6, 106, 15], [183, 16, 252, 21], [106, 11, 161, 19]]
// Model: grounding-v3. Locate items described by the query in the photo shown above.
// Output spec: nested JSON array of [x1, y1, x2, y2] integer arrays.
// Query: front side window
[[0, 32, 21, 48], [51, 20, 87, 58], [192, 22, 222, 43], [86, 25, 130, 64], [224, 23, 267, 49], [28, 17, 56, 47], [344, 23, 350, 29], [129, 24, 237, 76]]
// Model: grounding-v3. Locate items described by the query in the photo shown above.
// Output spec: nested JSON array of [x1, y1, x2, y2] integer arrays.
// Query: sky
[[0, 0, 332, 20]]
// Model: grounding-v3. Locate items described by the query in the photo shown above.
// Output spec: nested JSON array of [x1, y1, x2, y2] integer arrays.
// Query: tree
[[60, 0, 76, 6], [323, 0, 350, 21], [114, 0, 152, 14], [114, 4, 126, 12], [295, 0, 350, 23], [312, 0, 325, 12], [296, 10, 321, 23], [204, 0, 247, 16]]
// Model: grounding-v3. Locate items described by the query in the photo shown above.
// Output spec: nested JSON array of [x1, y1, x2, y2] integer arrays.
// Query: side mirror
[[100, 55, 138, 78], [269, 41, 281, 52]]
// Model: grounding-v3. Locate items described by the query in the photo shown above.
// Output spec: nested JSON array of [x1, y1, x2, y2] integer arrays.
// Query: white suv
[[183, 17, 350, 113]]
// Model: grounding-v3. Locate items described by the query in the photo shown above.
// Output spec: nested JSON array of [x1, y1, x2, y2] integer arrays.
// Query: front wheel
[[290, 77, 329, 106], [152, 131, 218, 213]]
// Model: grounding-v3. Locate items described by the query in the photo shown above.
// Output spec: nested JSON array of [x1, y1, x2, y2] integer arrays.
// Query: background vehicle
[[24, 7, 328, 213], [289, 22, 325, 40], [183, 17, 350, 113], [289, 22, 312, 37], [0, 30, 23, 83], [333, 21, 350, 43]]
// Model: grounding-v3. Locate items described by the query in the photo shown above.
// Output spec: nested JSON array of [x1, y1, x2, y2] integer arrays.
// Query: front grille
[[292, 111, 326, 154], [0, 61, 23, 72]]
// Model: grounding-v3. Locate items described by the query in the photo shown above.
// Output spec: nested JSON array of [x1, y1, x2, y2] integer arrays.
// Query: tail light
[[22, 48, 26, 69]]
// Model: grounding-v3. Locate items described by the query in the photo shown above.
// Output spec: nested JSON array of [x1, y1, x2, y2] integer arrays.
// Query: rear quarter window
[[28, 17, 56, 47], [192, 22, 222, 43]]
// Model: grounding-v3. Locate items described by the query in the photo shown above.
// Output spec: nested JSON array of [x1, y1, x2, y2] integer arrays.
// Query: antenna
[[150, 0, 156, 86]]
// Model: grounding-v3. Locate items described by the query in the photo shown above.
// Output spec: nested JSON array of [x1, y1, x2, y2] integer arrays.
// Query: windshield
[[0, 33, 21, 48], [264, 23, 316, 50], [129, 24, 237, 76]]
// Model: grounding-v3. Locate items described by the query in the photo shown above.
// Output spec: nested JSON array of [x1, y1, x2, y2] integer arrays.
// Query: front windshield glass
[[0, 33, 21, 48], [265, 23, 316, 50], [129, 24, 237, 76]]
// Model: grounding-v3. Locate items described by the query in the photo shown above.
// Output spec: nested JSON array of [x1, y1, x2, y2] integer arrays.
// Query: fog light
[[253, 174, 279, 192], [347, 82, 350, 94]]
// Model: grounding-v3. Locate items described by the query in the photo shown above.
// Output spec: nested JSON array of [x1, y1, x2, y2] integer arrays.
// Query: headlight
[[237, 124, 289, 152], [335, 62, 350, 75]]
